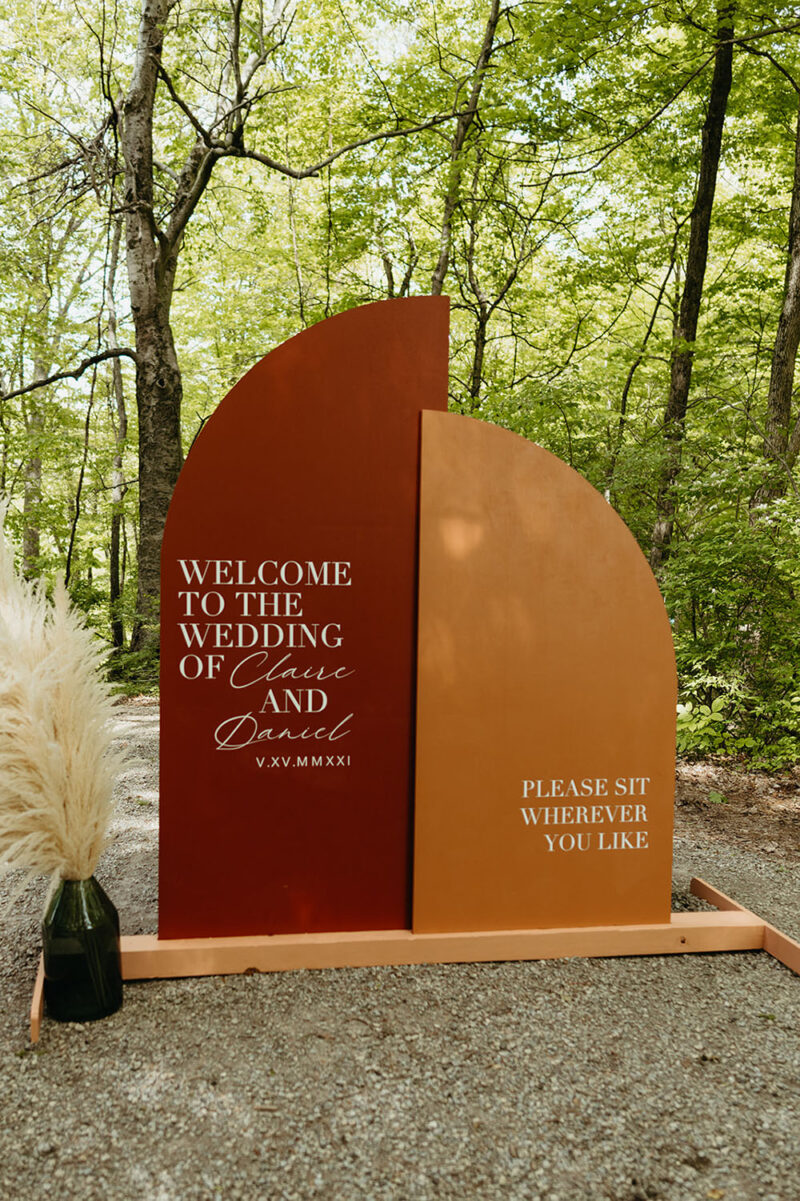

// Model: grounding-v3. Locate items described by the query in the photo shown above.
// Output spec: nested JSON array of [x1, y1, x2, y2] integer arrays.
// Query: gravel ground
[[1, 698, 798, 1201]]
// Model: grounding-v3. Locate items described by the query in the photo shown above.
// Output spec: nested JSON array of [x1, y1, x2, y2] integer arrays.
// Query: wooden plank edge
[[119, 912, 764, 980], [29, 956, 44, 1045], [32, 890, 792, 1040], [690, 877, 748, 912], [762, 924, 800, 975], [691, 877, 800, 977]]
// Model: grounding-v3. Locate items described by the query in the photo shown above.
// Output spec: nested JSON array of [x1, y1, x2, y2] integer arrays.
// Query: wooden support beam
[[691, 877, 800, 975], [763, 925, 800, 975], [117, 911, 764, 981], [29, 958, 44, 1045], [28, 881, 798, 1045], [690, 877, 748, 911]]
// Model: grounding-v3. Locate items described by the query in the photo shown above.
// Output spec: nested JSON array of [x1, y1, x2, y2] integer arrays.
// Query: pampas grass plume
[[0, 525, 126, 883]]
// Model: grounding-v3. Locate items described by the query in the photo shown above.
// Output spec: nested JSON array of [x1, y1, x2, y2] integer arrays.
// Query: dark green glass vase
[[42, 876, 123, 1022]]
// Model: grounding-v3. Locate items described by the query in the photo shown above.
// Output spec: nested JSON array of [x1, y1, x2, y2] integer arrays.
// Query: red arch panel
[[159, 297, 449, 937]]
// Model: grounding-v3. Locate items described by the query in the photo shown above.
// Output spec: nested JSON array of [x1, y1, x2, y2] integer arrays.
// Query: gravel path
[[1, 699, 798, 1201]]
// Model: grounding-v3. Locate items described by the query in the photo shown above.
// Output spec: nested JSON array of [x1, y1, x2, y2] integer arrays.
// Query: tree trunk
[[754, 94, 800, 504], [22, 405, 43, 578], [430, 0, 501, 295], [605, 254, 675, 504], [469, 313, 488, 407], [109, 508, 124, 646], [121, 0, 184, 650], [649, 4, 735, 570], [127, 305, 183, 650], [65, 389, 95, 587], [288, 181, 307, 326], [23, 363, 49, 577], [106, 217, 128, 649]]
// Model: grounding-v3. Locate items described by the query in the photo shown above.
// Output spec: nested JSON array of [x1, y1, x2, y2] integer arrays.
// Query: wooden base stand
[[29, 878, 800, 1043]]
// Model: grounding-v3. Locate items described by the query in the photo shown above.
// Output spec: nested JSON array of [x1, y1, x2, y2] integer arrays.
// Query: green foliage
[[676, 697, 730, 756], [0, 0, 799, 761], [664, 488, 800, 766], [107, 646, 160, 698]]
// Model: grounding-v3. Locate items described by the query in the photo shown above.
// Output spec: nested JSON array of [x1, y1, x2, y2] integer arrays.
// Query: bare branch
[[2, 350, 138, 404], [555, 50, 718, 180], [731, 19, 800, 45], [235, 109, 476, 180], [552, 21, 800, 183], [155, 61, 214, 145], [737, 43, 800, 95], [164, 144, 225, 250]]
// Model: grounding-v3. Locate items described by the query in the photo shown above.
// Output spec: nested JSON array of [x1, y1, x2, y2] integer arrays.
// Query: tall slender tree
[[649, 3, 736, 570], [429, 0, 502, 296], [755, 92, 800, 502]]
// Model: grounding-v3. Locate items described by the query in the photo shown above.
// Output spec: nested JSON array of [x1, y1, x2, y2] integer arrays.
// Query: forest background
[[2, 0, 800, 766]]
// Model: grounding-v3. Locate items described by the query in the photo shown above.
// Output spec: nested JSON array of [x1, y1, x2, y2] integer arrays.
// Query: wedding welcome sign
[[159, 296, 676, 940], [35, 296, 797, 1046]]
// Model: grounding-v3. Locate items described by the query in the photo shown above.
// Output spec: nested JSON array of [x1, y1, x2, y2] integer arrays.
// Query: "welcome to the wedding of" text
[[174, 558, 355, 759]]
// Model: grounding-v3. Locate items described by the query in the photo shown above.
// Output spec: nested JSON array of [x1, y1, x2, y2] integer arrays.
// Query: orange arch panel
[[413, 412, 676, 932]]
